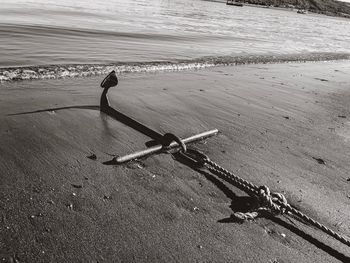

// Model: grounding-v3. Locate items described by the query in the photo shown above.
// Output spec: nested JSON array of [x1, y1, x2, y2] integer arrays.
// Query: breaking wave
[[1, 52, 349, 82]]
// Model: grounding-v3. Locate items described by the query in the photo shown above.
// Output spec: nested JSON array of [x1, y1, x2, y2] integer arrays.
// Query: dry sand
[[1, 61, 350, 262]]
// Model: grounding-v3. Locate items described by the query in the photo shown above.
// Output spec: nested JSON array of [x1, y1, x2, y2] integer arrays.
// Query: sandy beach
[[1, 60, 350, 262]]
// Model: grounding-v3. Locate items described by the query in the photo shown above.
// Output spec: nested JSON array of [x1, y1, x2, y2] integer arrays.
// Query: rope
[[182, 149, 350, 247]]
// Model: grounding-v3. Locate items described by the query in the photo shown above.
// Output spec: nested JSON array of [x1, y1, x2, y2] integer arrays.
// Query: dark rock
[[312, 157, 326, 165], [87, 154, 97, 160], [315, 78, 329, 82]]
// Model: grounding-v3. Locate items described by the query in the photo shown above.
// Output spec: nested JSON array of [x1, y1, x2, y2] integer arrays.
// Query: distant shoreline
[[203, 0, 350, 19]]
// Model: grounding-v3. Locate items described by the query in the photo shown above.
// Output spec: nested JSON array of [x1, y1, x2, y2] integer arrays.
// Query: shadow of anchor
[[8, 71, 164, 145]]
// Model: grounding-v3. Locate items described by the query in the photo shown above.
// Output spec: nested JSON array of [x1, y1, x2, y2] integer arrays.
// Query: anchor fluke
[[101, 70, 118, 89]]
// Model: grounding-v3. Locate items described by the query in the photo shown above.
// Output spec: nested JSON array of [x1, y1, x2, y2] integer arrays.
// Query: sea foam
[[0, 53, 349, 82]]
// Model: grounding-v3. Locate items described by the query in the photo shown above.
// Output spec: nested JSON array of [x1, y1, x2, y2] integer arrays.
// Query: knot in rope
[[231, 186, 288, 222], [257, 185, 288, 215], [161, 133, 187, 153], [183, 153, 350, 246]]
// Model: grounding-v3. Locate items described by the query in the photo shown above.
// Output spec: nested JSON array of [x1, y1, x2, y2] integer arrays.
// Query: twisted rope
[[183, 149, 350, 247]]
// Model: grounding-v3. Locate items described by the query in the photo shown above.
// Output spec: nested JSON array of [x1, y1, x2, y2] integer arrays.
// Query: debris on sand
[[347, 177, 350, 182], [103, 195, 112, 200], [338, 115, 346, 118], [315, 78, 329, 82], [312, 157, 326, 165], [87, 153, 97, 160], [71, 184, 82, 189], [30, 213, 43, 219], [283, 116, 290, 120], [2, 256, 20, 263]]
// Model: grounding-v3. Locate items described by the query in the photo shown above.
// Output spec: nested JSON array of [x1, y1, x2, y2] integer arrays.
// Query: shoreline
[[1, 52, 350, 82], [1, 60, 350, 262]]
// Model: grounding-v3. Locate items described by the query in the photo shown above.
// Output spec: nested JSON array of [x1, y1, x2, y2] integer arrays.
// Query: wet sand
[[1, 61, 350, 262]]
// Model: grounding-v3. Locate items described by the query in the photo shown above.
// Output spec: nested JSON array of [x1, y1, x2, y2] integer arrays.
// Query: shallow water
[[1, 0, 350, 81]]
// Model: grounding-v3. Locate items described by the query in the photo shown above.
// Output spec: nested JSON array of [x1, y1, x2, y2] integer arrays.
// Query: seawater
[[0, 0, 350, 81]]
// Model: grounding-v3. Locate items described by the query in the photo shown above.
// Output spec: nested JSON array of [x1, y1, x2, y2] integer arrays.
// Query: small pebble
[[103, 195, 112, 200], [197, 245, 203, 249], [72, 193, 77, 196], [136, 164, 144, 169], [4, 256, 19, 263], [33, 187, 40, 193], [67, 204, 73, 210], [193, 207, 199, 212], [281, 233, 286, 238]]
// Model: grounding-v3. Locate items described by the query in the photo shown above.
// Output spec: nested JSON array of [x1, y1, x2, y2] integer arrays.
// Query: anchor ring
[[161, 133, 187, 153]]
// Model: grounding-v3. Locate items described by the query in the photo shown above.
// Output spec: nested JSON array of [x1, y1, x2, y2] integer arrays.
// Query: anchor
[[100, 71, 218, 164]]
